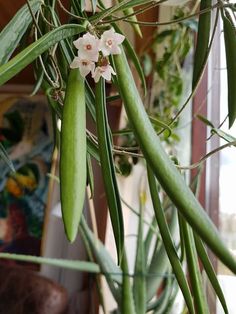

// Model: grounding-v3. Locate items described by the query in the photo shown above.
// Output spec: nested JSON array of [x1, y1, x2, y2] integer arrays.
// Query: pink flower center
[[82, 61, 88, 66], [106, 39, 113, 47], [85, 44, 92, 51]]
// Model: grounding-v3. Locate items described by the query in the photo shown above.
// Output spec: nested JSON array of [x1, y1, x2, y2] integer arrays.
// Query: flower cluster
[[70, 29, 125, 83]]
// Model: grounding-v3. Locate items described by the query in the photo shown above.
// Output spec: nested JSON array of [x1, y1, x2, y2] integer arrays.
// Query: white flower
[[99, 29, 125, 57], [92, 64, 116, 83], [73, 33, 100, 62], [70, 56, 95, 77]]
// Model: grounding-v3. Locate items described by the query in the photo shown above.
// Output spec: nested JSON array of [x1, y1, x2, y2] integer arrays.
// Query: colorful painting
[[0, 96, 53, 266]]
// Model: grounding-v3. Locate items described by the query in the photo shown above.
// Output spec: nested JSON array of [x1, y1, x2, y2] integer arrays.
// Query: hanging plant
[[0, 0, 235, 313]]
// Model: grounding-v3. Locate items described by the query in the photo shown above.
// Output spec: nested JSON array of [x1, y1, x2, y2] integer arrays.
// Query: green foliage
[[0, 1, 235, 313]]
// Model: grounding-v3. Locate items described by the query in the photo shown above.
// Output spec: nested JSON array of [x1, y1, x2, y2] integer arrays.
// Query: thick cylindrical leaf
[[60, 69, 86, 242], [113, 49, 236, 274]]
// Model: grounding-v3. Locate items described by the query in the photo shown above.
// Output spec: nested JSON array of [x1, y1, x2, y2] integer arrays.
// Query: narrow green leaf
[[95, 78, 124, 264], [194, 234, 229, 314], [85, 80, 97, 122], [121, 250, 136, 314], [87, 136, 100, 162], [147, 166, 195, 314], [144, 216, 157, 266], [119, 0, 154, 11], [0, 252, 100, 273], [79, 221, 107, 314], [146, 275, 174, 312], [87, 153, 94, 198], [153, 279, 178, 314], [0, 24, 86, 86], [182, 221, 209, 314], [133, 198, 146, 314], [192, 0, 212, 87], [147, 243, 170, 301], [146, 207, 177, 301], [0, 0, 42, 65], [31, 66, 44, 96], [80, 217, 122, 284], [90, 0, 154, 21], [80, 216, 122, 303], [106, 94, 121, 103], [197, 114, 215, 128], [211, 128, 236, 143], [222, 9, 236, 128]]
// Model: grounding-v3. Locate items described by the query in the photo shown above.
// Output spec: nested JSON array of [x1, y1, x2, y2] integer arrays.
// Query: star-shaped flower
[[92, 64, 116, 83], [70, 56, 95, 77], [73, 33, 100, 62], [99, 29, 125, 57]]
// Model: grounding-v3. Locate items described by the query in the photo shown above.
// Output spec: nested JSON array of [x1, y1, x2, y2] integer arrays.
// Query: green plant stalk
[[95, 78, 124, 264], [182, 221, 209, 314], [147, 166, 194, 314], [60, 69, 87, 242], [121, 250, 136, 314], [113, 49, 236, 274]]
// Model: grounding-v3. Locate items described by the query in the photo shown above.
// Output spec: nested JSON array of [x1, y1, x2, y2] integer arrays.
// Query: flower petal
[[110, 46, 121, 55], [70, 57, 80, 69], [73, 38, 82, 49], [74, 32, 100, 62], [99, 46, 110, 57], [92, 67, 101, 83], [114, 33, 125, 45], [79, 66, 91, 77]]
